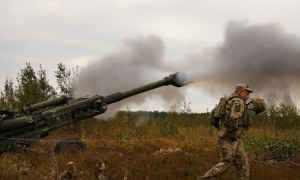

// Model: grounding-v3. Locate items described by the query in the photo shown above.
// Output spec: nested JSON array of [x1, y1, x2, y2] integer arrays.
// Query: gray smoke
[[74, 35, 186, 118], [75, 21, 300, 117], [185, 21, 300, 106]]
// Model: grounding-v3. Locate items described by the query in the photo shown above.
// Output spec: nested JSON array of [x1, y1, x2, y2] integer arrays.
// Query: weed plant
[[0, 102, 300, 179]]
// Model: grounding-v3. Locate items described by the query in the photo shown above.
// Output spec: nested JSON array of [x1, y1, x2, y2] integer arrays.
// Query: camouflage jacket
[[218, 93, 248, 139]]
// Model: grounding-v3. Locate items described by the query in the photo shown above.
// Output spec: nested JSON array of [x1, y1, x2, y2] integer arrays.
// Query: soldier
[[198, 84, 254, 180]]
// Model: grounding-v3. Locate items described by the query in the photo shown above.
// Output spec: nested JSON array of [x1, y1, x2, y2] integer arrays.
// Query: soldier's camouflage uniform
[[200, 92, 250, 180]]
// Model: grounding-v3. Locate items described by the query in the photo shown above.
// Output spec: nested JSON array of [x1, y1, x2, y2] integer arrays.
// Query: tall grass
[[0, 102, 300, 179]]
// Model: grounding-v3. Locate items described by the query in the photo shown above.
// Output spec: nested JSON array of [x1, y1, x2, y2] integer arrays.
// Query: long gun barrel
[[102, 72, 187, 104], [0, 72, 191, 154]]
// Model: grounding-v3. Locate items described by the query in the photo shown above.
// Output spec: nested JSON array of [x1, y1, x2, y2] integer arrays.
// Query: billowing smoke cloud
[[75, 21, 300, 117], [185, 21, 300, 106], [74, 35, 186, 118]]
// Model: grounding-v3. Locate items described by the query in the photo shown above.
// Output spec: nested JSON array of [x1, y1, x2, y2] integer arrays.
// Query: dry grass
[[0, 110, 300, 179]]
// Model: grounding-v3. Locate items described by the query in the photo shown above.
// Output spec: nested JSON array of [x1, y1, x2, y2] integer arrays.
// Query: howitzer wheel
[[55, 137, 87, 154]]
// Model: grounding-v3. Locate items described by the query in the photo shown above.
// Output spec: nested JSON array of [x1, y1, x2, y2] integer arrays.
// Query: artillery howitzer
[[0, 72, 190, 154]]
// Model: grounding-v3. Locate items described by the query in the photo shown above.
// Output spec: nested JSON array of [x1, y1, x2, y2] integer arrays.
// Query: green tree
[[15, 62, 42, 108], [4, 78, 16, 109], [0, 91, 5, 108], [0, 78, 17, 109], [37, 64, 57, 100], [55, 62, 78, 97]]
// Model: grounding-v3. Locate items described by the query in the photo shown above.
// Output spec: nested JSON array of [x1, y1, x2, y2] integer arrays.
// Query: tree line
[[0, 62, 78, 110]]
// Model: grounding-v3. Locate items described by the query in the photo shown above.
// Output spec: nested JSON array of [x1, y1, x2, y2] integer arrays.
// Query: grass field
[[1, 105, 300, 180]]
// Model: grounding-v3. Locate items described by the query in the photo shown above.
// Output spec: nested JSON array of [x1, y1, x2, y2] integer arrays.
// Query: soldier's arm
[[226, 98, 245, 131]]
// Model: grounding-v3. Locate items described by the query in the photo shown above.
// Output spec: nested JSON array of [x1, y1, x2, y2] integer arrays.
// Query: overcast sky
[[1, 0, 300, 113]]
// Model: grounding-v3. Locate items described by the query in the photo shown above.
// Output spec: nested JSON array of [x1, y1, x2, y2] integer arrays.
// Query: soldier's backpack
[[209, 95, 239, 128]]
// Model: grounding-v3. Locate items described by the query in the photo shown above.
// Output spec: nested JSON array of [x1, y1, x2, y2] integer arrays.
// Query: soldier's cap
[[235, 83, 253, 93]]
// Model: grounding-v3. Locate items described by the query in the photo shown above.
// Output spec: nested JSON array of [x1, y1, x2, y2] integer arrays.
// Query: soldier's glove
[[229, 136, 237, 141]]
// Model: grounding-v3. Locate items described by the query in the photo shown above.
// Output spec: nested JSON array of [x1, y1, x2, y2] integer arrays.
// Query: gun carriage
[[0, 72, 190, 154]]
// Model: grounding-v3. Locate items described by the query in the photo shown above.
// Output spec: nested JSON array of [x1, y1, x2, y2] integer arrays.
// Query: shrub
[[244, 134, 299, 162]]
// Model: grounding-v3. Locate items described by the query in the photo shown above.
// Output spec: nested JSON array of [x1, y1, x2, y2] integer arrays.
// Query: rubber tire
[[54, 137, 87, 154]]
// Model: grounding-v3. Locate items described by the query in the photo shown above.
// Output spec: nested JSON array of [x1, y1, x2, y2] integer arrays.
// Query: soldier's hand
[[229, 136, 237, 141]]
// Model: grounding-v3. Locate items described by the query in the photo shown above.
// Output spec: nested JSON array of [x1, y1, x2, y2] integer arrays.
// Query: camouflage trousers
[[199, 138, 249, 180]]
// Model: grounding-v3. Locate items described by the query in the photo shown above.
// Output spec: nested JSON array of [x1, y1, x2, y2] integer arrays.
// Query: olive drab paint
[[0, 72, 188, 154]]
